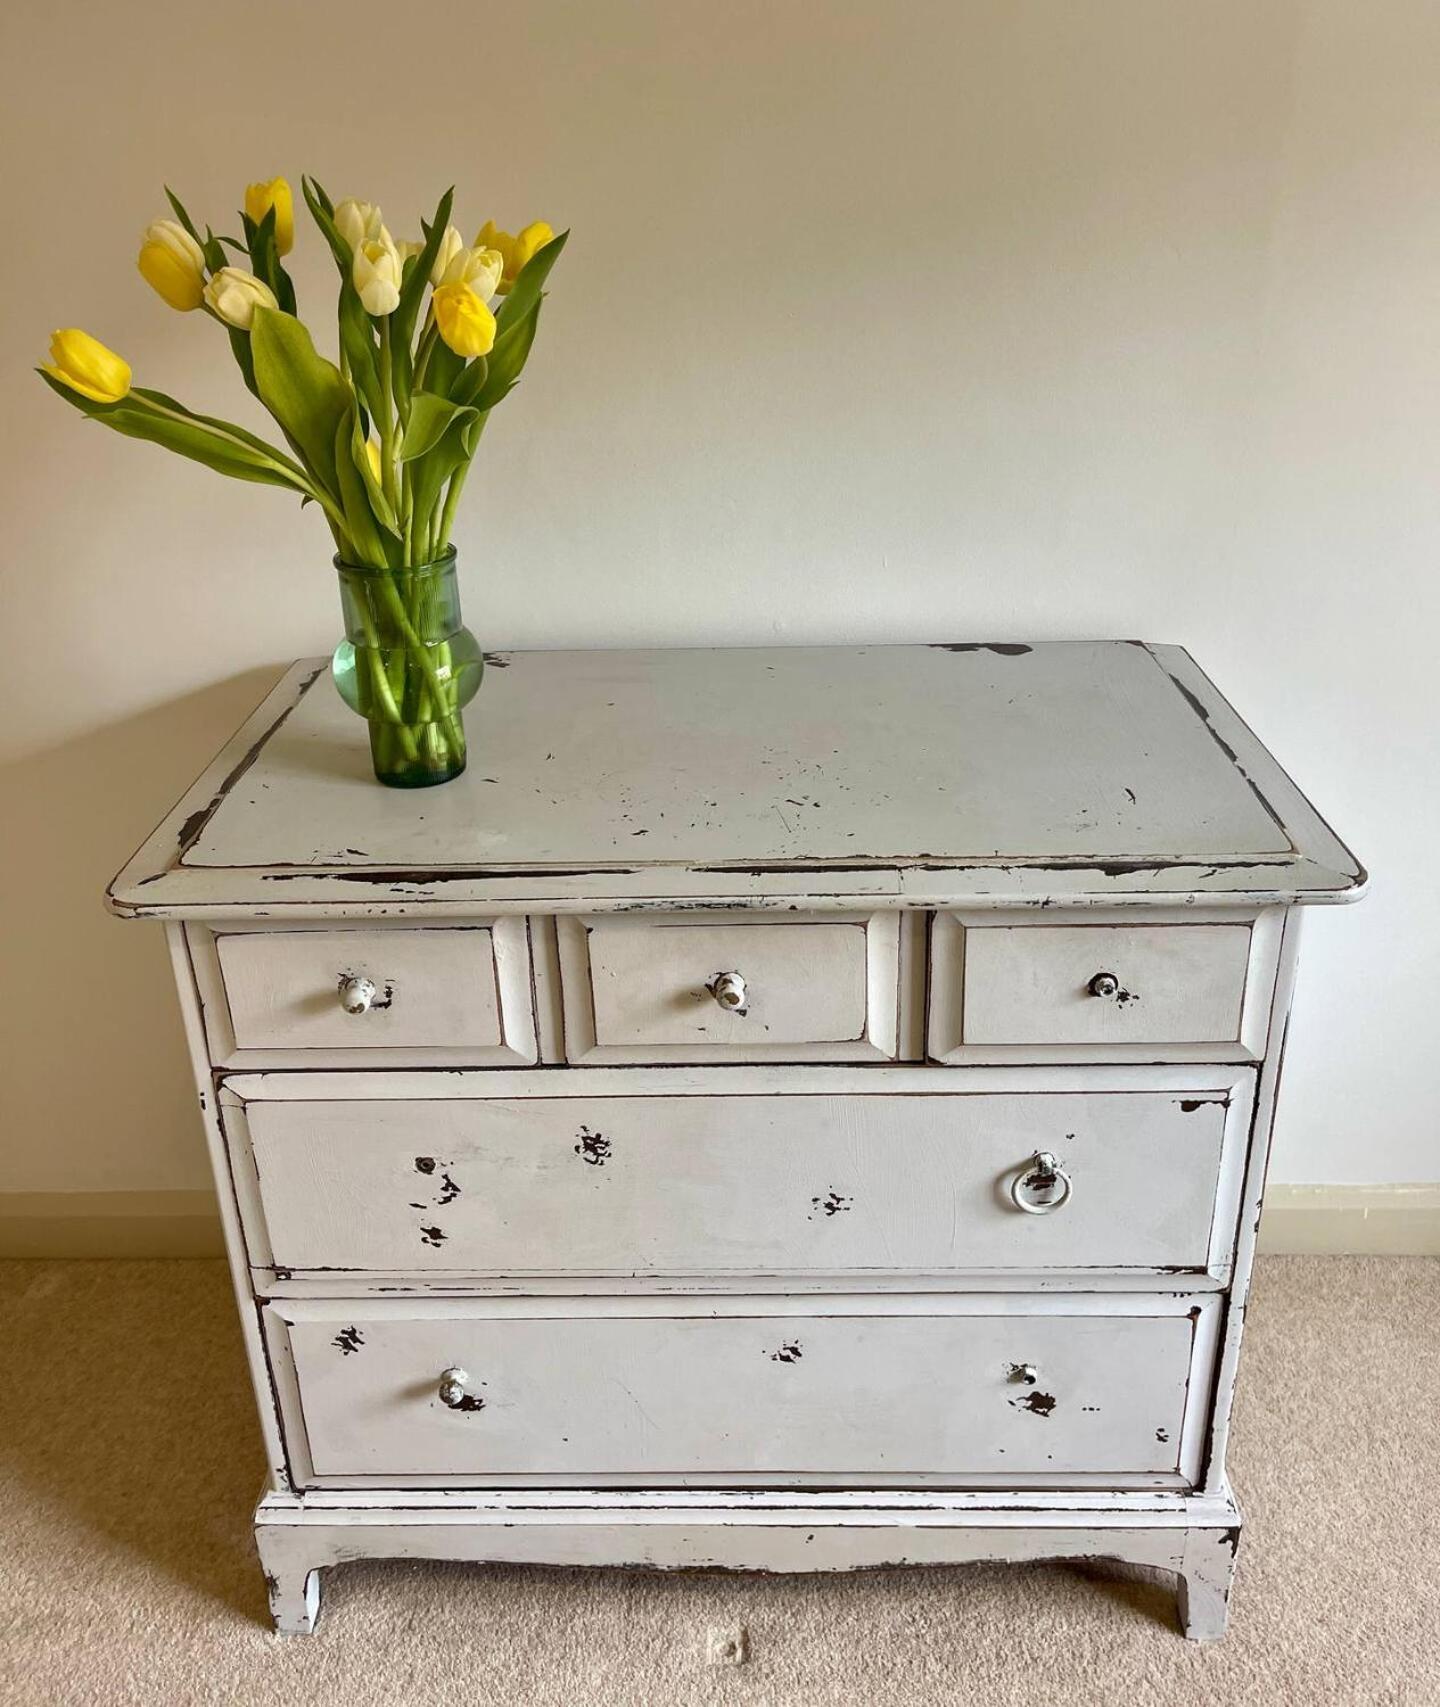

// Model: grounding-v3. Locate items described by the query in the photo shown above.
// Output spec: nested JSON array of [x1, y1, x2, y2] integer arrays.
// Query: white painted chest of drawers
[[111, 640, 1363, 1640]]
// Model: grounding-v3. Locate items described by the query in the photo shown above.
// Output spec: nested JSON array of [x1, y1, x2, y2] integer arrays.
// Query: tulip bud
[[137, 220, 206, 311], [353, 227, 403, 317], [430, 224, 465, 286], [441, 245, 504, 302], [203, 267, 280, 330], [244, 177, 295, 256], [43, 329, 132, 403], [432, 282, 497, 359], [334, 198, 383, 252], [476, 219, 555, 292]]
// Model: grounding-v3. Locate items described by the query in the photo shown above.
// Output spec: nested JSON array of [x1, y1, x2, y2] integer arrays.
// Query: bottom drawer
[[268, 1295, 1219, 1490]]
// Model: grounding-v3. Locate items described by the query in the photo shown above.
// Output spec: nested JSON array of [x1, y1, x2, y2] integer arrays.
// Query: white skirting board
[[2, 1185, 1438, 1258]]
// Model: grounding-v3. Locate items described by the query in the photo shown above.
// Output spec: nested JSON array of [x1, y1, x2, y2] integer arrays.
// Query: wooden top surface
[[110, 641, 1363, 917]]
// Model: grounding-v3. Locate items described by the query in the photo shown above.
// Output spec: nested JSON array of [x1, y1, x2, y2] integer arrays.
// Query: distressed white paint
[[113, 641, 1362, 1642], [928, 905, 1283, 1064], [192, 921, 537, 1066], [108, 645, 1364, 919], [557, 911, 900, 1062], [253, 1488, 1243, 1640], [226, 1078, 1251, 1279], [266, 1293, 1216, 1488], [957, 922, 1251, 1046]]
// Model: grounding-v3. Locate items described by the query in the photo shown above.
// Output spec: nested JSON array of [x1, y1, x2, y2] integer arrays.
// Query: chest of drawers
[[110, 640, 1363, 1641]]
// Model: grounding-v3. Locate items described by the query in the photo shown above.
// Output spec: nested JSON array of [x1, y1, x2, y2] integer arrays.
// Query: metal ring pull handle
[[438, 1366, 471, 1408], [338, 974, 377, 1015], [709, 971, 748, 1013], [1010, 1151, 1073, 1215]]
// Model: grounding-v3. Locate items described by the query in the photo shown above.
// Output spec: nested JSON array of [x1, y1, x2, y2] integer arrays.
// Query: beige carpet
[[1, 1258, 1437, 1707]]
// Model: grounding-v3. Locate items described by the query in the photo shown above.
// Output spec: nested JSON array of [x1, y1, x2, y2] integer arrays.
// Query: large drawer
[[188, 922, 538, 1067], [928, 909, 1280, 1063], [265, 1294, 1220, 1488], [224, 1072, 1252, 1281], [555, 911, 902, 1062]]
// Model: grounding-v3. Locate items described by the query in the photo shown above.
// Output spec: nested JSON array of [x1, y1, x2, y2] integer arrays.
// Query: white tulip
[[203, 267, 279, 330], [334, 197, 383, 252], [429, 224, 465, 285], [440, 244, 504, 302], [353, 226, 403, 317]]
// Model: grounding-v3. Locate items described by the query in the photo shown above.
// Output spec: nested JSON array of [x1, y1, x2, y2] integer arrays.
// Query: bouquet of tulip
[[39, 177, 565, 786]]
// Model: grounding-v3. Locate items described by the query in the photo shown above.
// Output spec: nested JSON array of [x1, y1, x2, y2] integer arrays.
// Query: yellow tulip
[[432, 281, 497, 358], [244, 177, 294, 255], [475, 219, 554, 292], [43, 329, 131, 403], [137, 219, 206, 311]]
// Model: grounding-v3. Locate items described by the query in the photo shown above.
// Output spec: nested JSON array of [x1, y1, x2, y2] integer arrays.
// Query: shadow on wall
[[0, 668, 284, 1194]]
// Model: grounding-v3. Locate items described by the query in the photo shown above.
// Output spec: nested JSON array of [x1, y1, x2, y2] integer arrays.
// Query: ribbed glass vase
[[331, 549, 483, 788]]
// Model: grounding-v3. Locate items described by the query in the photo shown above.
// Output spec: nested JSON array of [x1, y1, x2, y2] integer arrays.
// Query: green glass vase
[[331, 549, 483, 788]]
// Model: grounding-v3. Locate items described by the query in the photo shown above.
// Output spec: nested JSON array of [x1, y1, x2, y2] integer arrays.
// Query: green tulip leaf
[[302, 177, 350, 276], [399, 391, 476, 463], [470, 297, 542, 413], [131, 388, 310, 474], [224, 324, 260, 399], [449, 355, 488, 408], [339, 284, 382, 419], [390, 187, 454, 371], [426, 340, 466, 399], [334, 410, 396, 567], [164, 187, 203, 246], [348, 411, 400, 537], [250, 306, 351, 504], [244, 206, 297, 317], [37, 371, 313, 493], [496, 229, 567, 338], [408, 412, 476, 541]]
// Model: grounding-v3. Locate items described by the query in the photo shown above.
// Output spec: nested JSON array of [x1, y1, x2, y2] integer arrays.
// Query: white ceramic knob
[[710, 971, 748, 1012], [438, 1366, 470, 1408], [338, 974, 377, 1015]]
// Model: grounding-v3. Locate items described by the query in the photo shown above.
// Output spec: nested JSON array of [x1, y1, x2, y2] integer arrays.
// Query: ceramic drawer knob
[[1087, 971, 1121, 998], [1010, 1151, 1072, 1215], [438, 1367, 470, 1408], [338, 974, 377, 1015], [709, 970, 748, 1013]]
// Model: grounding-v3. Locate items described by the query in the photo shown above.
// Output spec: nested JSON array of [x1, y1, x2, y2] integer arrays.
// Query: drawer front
[[556, 912, 901, 1062], [929, 910, 1277, 1062], [268, 1295, 1218, 1487], [192, 923, 536, 1066], [228, 1079, 1250, 1279]]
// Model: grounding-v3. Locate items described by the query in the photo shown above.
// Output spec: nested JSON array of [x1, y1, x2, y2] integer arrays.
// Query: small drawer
[[225, 1075, 1252, 1281], [556, 911, 902, 1063], [266, 1294, 1219, 1488], [189, 923, 537, 1067], [928, 909, 1279, 1063]]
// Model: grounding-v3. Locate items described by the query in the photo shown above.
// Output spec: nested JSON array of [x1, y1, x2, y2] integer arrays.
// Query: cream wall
[[0, 0, 1434, 1195]]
